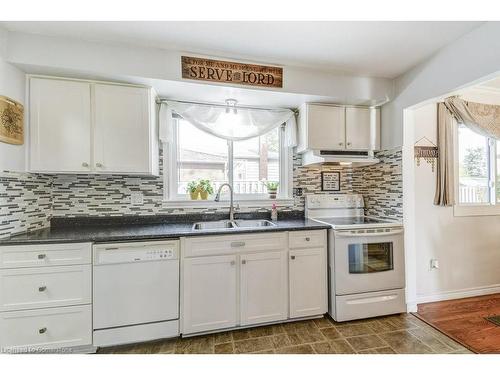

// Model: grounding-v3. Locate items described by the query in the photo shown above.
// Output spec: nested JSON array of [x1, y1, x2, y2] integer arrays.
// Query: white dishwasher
[[93, 240, 179, 347]]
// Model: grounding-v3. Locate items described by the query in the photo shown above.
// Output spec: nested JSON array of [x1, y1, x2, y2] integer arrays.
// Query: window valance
[[445, 96, 500, 140], [159, 100, 297, 147]]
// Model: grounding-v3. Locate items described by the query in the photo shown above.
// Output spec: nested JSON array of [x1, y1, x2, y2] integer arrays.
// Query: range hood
[[301, 150, 379, 167]]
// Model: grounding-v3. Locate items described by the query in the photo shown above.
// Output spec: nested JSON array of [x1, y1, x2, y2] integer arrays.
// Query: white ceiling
[[0, 21, 483, 79]]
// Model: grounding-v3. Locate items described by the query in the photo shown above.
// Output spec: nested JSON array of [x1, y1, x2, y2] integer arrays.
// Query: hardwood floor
[[415, 293, 500, 354], [97, 314, 471, 354]]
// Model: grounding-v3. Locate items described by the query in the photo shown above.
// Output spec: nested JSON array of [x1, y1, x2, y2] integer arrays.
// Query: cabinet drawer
[[289, 230, 326, 249], [0, 304, 92, 351], [0, 243, 91, 269], [0, 265, 91, 312], [184, 232, 287, 257]]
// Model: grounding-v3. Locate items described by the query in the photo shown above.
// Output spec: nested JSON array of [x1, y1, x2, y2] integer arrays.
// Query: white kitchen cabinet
[[0, 242, 93, 352], [289, 247, 327, 318], [297, 103, 380, 152], [346, 107, 371, 150], [297, 104, 345, 152], [182, 255, 238, 335], [93, 84, 155, 174], [28, 76, 158, 175], [240, 251, 287, 326], [29, 78, 92, 173]]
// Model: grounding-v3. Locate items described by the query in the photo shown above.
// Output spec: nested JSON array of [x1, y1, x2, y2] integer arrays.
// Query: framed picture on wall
[[321, 171, 340, 191], [0, 95, 24, 145]]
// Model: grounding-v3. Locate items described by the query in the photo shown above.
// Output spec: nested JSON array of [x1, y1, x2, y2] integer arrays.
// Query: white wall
[[382, 22, 500, 149], [4, 31, 393, 106], [0, 29, 26, 172], [410, 102, 500, 303]]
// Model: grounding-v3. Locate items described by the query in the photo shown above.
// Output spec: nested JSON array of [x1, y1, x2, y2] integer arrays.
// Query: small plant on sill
[[198, 179, 214, 200], [262, 180, 279, 199], [186, 180, 200, 200]]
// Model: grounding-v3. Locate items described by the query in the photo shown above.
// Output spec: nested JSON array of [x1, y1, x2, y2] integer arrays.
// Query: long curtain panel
[[434, 102, 456, 206]]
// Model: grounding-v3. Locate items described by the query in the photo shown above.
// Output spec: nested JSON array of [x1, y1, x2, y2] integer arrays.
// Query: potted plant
[[262, 180, 279, 199], [186, 180, 200, 200], [198, 179, 214, 200]]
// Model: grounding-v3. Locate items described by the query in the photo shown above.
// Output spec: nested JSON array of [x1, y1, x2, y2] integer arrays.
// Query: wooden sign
[[181, 56, 283, 88], [0, 96, 24, 145], [321, 172, 341, 192]]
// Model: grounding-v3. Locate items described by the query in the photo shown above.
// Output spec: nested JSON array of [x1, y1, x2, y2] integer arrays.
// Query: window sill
[[161, 198, 295, 209], [453, 204, 500, 217]]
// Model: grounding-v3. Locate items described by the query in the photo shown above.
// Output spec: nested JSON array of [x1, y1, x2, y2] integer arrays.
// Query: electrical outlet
[[430, 259, 439, 270], [131, 193, 144, 205], [293, 188, 303, 197]]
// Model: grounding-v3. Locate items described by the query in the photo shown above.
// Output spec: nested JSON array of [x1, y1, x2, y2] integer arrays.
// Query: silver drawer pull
[[105, 247, 119, 251], [290, 255, 296, 260], [39, 328, 47, 334], [231, 241, 245, 248], [242, 259, 247, 265], [38, 286, 47, 292], [230, 260, 235, 266], [38, 254, 46, 259], [305, 237, 311, 242]]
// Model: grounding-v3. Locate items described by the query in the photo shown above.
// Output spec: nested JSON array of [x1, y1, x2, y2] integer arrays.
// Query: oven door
[[334, 227, 404, 295]]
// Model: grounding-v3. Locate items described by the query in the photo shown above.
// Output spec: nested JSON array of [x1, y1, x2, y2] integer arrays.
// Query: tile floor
[[97, 314, 473, 354]]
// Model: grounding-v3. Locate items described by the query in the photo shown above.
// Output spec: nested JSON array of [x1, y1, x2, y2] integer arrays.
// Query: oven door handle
[[335, 229, 404, 238]]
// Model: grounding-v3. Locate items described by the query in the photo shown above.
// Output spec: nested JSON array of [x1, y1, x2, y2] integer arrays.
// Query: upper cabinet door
[[29, 78, 91, 173], [307, 104, 346, 150], [93, 84, 153, 174], [345, 107, 371, 150]]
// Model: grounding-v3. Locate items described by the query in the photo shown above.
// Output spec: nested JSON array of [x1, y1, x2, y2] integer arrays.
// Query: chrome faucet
[[214, 183, 235, 221]]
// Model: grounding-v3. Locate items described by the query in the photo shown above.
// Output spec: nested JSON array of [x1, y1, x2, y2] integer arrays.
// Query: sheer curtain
[[159, 101, 297, 146]]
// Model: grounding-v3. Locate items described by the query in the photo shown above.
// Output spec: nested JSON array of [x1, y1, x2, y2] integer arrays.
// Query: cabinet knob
[[242, 259, 247, 265], [39, 327, 47, 334], [305, 237, 310, 242], [38, 286, 47, 292], [230, 260, 235, 266], [347, 142, 352, 146], [96, 163, 103, 168], [338, 142, 343, 146], [82, 162, 89, 168], [290, 255, 296, 260], [38, 254, 46, 260]]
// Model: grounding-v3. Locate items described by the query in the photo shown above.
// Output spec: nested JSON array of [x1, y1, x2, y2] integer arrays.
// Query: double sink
[[192, 219, 276, 231]]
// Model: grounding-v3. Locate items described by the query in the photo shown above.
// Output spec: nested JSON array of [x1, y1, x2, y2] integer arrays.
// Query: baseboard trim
[[416, 284, 500, 304]]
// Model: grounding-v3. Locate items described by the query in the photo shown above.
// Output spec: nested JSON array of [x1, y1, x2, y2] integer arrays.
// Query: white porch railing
[[459, 185, 489, 204]]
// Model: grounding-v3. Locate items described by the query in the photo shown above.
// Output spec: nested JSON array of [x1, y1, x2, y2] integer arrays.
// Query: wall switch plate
[[430, 259, 439, 269], [131, 193, 144, 205]]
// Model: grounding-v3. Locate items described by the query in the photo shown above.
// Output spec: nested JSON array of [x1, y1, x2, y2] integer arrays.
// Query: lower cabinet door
[[289, 248, 327, 318], [240, 251, 287, 326], [182, 255, 238, 334], [0, 305, 92, 351]]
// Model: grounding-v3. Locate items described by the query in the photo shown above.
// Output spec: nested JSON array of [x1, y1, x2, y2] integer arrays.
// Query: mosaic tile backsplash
[[1, 147, 402, 238]]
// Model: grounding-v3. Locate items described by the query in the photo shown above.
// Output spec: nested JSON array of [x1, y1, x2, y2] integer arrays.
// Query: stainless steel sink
[[234, 219, 276, 228], [191, 219, 276, 231], [192, 221, 237, 230]]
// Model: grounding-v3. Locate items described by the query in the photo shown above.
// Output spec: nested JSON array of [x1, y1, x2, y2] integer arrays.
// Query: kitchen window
[[454, 123, 500, 216], [165, 117, 293, 204]]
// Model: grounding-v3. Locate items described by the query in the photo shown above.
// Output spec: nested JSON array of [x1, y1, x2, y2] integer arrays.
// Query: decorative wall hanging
[[321, 171, 341, 191], [414, 136, 438, 172], [0, 96, 24, 145], [181, 56, 283, 88]]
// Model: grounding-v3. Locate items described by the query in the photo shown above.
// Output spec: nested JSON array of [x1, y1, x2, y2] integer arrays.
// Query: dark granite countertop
[[0, 212, 330, 245]]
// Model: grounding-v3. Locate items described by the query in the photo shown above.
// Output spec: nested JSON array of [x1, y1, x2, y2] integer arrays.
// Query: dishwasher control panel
[[93, 241, 179, 265]]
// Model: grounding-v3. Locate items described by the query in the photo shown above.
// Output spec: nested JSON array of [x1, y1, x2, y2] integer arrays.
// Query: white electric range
[[305, 194, 406, 322]]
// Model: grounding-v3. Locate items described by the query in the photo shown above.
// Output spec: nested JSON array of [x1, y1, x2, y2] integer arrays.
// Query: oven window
[[348, 242, 394, 273]]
